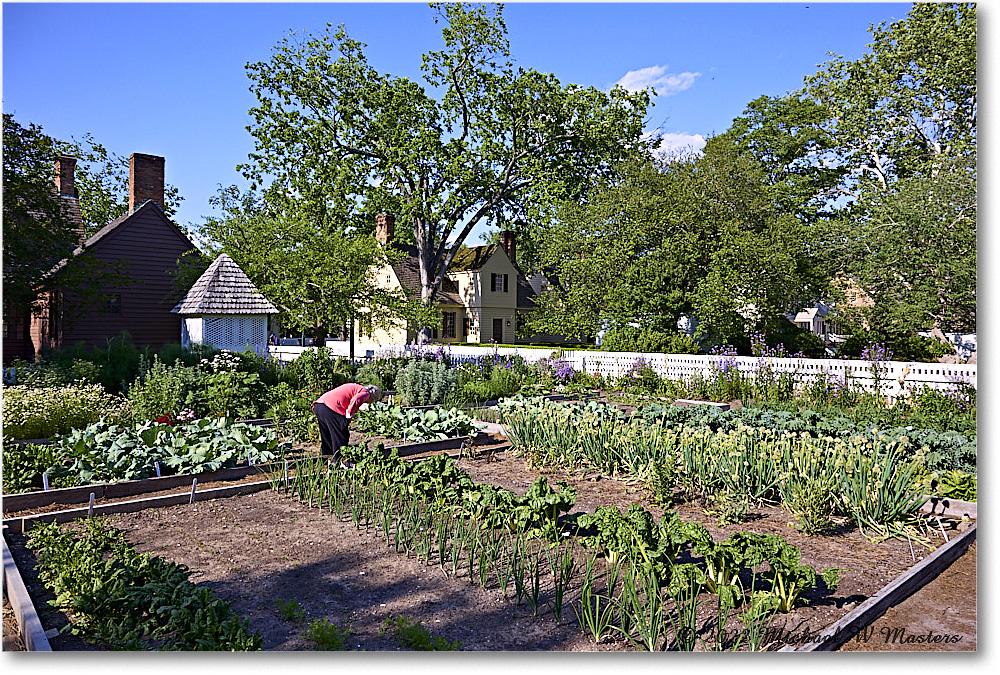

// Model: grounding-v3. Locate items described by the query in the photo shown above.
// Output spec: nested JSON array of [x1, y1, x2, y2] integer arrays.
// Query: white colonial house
[[361, 215, 559, 345]]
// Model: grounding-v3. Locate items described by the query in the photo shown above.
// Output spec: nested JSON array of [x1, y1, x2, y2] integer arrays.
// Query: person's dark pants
[[313, 402, 350, 461]]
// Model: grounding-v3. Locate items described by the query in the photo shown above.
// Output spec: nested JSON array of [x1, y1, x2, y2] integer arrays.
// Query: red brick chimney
[[54, 156, 85, 243], [55, 156, 77, 197], [128, 153, 165, 212], [498, 230, 516, 265], [375, 213, 395, 245]]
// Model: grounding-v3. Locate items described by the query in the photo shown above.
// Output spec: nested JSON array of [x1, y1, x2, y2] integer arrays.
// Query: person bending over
[[312, 383, 382, 465]]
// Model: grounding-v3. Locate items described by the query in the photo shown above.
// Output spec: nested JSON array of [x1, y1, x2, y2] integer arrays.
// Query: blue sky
[[0, 1, 983, 243]]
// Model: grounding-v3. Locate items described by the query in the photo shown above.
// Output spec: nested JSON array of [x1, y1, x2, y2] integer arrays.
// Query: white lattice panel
[[202, 316, 267, 351]]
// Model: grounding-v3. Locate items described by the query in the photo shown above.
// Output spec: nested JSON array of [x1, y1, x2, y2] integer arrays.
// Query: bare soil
[[2, 436, 976, 652]]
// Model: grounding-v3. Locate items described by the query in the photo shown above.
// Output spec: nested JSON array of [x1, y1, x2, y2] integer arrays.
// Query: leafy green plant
[[394, 359, 457, 406], [928, 469, 977, 501], [275, 597, 306, 623], [41, 417, 290, 486], [756, 535, 842, 613], [1, 383, 132, 440], [354, 403, 481, 441], [27, 519, 262, 650], [306, 618, 352, 650], [1, 440, 74, 493], [283, 347, 351, 391], [265, 382, 320, 442], [837, 441, 928, 542], [785, 476, 836, 535], [381, 616, 460, 651], [127, 355, 192, 421]]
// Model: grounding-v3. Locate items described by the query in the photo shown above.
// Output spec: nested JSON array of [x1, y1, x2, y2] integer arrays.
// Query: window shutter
[[503, 274, 509, 292]]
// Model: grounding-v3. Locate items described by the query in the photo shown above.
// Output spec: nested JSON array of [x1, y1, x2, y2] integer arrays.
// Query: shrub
[[284, 347, 350, 391], [355, 355, 411, 391], [1, 384, 132, 440], [838, 328, 953, 363], [127, 355, 193, 422], [602, 326, 700, 354], [394, 359, 456, 406], [265, 382, 320, 442], [456, 363, 522, 403], [4, 357, 100, 387]]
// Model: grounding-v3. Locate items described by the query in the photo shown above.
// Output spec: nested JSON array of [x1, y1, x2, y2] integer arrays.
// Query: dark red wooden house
[[2, 153, 197, 363]]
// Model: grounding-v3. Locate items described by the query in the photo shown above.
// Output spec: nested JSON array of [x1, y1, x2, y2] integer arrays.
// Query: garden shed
[[171, 253, 279, 352]]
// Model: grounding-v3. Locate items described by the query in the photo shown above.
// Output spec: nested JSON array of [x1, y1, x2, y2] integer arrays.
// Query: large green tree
[[714, 3, 975, 338], [2, 114, 80, 315], [526, 138, 825, 348], [241, 3, 650, 338], [804, 2, 976, 334]]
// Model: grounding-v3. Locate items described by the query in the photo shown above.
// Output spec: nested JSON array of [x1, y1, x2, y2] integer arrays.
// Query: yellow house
[[362, 215, 537, 345]]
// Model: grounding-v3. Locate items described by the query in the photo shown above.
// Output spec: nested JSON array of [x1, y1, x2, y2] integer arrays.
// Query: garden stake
[[190, 478, 198, 504], [155, 461, 162, 478], [935, 516, 950, 543], [42, 472, 49, 491], [88, 492, 95, 518]]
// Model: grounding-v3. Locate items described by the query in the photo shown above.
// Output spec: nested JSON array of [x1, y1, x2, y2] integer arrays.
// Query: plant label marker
[[42, 472, 49, 491], [190, 478, 198, 504], [88, 493, 96, 517], [284, 460, 289, 487], [155, 461, 162, 478]]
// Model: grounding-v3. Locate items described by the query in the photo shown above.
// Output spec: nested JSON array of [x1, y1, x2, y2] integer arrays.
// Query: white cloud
[[614, 65, 701, 96], [652, 132, 707, 157]]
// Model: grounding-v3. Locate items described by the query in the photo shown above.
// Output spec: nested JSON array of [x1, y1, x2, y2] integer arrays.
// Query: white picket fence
[[561, 350, 975, 399], [268, 342, 976, 399]]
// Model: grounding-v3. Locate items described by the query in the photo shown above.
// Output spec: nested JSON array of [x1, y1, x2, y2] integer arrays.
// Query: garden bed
[[3, 442, 975, 651]]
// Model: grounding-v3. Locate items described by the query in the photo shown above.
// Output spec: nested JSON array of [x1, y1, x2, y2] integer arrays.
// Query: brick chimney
[[54, 156, 85, 243], [498, 230, 516, 265], [55, 156, 77, 197], [375, 213, 395, 245], [128, 153, 165, 212]]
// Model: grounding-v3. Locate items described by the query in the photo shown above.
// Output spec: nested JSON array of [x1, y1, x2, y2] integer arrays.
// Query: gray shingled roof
[[171, 253, 278, 315]]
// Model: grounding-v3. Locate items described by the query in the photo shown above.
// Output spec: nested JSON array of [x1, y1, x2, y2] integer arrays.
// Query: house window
[[3, 316, 24, 339], [491, 273, 509, 293], [463, 317, 471, 337], [442, 312, 456, 339], [103, 294, 122, 315]]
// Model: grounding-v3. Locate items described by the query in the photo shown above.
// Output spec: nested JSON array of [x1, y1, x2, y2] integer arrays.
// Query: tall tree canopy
[[241, 2, 651, 336], [2, 114, 151, 323], [689, 2, 976, 340], [2, 114, 80, 315], [803, 2, 976, 334], [526, 138, 826, 350]]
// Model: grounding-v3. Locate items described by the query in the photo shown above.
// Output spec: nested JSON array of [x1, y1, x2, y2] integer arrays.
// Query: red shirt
[[314, 383, 371, 418]]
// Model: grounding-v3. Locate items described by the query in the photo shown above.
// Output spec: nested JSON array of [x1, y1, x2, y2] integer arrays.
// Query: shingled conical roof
[[171, 254, 278, 315]]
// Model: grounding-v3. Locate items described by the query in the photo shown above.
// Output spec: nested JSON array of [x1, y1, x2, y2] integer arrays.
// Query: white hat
[[365, 384, 382, 402]]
